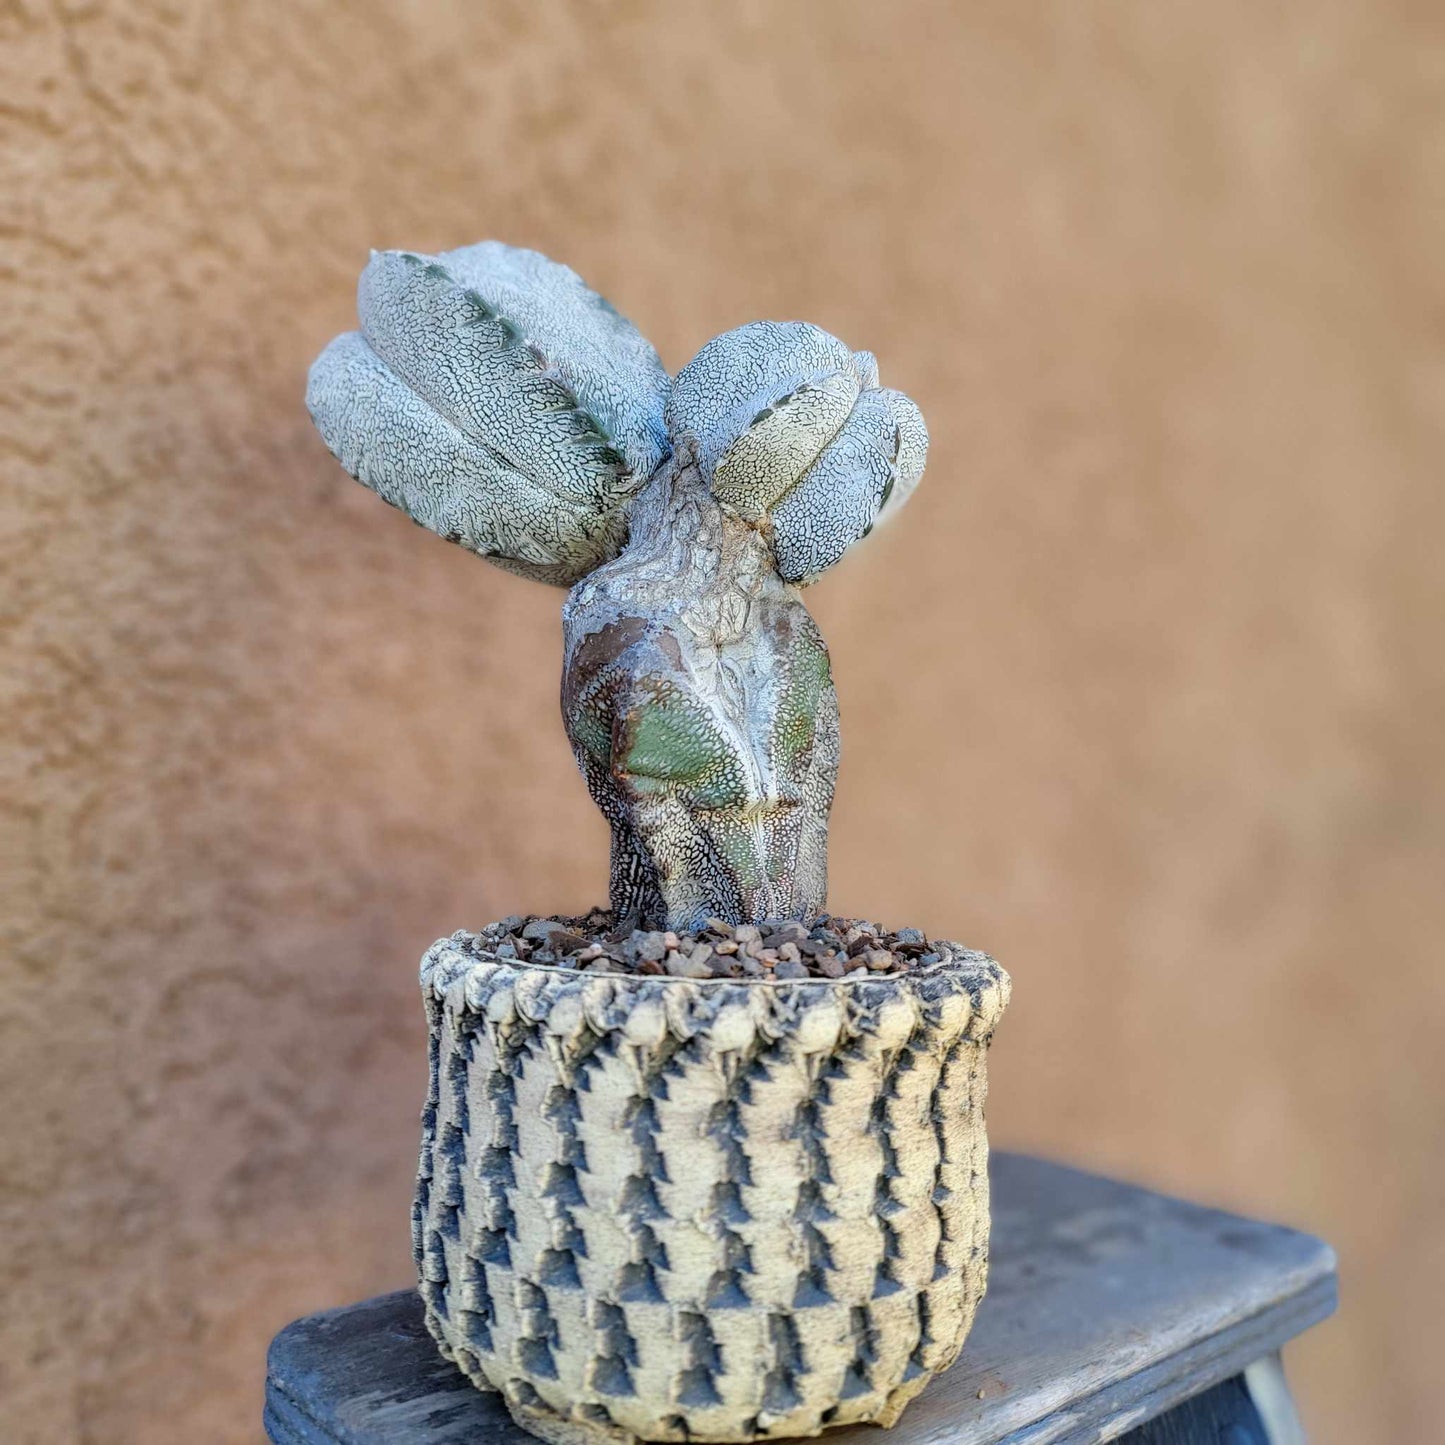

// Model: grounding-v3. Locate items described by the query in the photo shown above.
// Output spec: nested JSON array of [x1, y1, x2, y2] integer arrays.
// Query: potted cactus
[[307, 243, 1009, 1445]]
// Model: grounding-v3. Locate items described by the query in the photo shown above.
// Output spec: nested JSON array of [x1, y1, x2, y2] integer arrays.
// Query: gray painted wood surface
[[264, 1153, 1336, 1445]]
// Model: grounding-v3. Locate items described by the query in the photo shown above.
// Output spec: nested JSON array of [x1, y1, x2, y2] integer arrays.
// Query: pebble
[[475, 912, 950, 982], [664, 950, 711, 978], [635, 931, 668, 962], [547, 929, 590, 953], [764, 921, 809, 947]]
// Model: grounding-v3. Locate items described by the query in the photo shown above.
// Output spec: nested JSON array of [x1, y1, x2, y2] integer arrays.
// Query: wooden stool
[[264, 1153, 1335, 1444]]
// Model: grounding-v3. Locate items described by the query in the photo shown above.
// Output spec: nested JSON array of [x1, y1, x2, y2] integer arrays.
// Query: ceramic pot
[[413, 929, 1009, 1445]]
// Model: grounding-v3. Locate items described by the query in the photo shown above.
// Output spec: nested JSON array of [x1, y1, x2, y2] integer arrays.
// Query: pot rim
[[424, 926, 1004, 990], [421, 931, 1010, 1046]]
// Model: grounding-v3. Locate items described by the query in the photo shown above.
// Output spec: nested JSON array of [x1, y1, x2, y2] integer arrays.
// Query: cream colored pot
[[414, 931, 1009, 1445]]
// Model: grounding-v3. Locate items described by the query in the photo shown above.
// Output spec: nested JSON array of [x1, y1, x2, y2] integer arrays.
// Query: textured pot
[[414, 930, 1010, 1445]]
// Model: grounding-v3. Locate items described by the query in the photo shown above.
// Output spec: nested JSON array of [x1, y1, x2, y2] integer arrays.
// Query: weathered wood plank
[[264, 1153, 1336, 1445]]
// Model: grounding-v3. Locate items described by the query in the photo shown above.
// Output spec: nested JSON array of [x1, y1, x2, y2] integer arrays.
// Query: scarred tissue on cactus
[[307, 242, 928, 933]]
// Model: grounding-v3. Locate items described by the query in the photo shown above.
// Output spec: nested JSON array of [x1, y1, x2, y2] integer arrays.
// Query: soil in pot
[[474, 911, 946, 982]]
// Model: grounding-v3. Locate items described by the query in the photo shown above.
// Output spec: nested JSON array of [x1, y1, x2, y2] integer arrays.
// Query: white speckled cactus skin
[[308, 244, 670, 586], [306, 241, 930, 929], [665, 321, 927, 586], [415, 936, 1009, 1445], [307, 247, 925, 591]]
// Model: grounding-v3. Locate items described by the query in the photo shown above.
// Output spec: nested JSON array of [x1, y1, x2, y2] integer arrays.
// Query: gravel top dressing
[[473, 910, 949, 981]]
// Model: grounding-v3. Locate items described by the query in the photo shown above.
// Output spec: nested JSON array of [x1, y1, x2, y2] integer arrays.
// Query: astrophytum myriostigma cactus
[[306, 244, 1009, 1445], [308, 242, 927, 933]]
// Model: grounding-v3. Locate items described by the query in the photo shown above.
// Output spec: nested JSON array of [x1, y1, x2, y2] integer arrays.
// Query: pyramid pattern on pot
[[415, 936, 1008, 1444]]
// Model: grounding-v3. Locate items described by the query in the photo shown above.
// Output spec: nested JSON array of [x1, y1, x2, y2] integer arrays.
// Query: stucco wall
[[2, 4, 1440, 1441]]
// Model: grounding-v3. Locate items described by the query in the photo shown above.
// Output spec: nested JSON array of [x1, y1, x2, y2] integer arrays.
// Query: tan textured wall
[[2, 3, 1440, 1441]]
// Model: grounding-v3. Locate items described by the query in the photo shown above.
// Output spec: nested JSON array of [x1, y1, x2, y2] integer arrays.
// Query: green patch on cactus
[[618, 688, 747, 811], [709, 814, 769, 899], [772, 633, 832, 773]]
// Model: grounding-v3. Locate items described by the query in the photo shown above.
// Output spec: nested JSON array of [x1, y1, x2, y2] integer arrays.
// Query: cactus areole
[[307, 243, 929, 932]]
